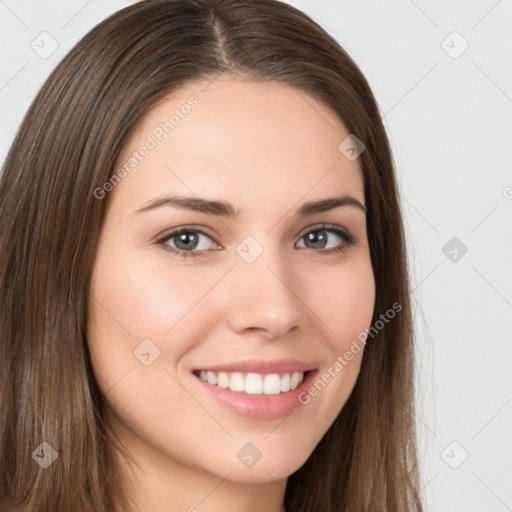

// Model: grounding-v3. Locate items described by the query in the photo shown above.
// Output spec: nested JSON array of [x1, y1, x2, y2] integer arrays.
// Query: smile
[[196, 370, 305, 395], [191, 359, 317, 419]]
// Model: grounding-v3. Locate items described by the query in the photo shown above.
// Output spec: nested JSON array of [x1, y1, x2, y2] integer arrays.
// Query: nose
[[224, 244, 305, 340]]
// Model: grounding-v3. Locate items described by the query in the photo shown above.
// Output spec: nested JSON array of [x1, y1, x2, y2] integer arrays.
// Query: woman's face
[[88, 76, 375, 487]]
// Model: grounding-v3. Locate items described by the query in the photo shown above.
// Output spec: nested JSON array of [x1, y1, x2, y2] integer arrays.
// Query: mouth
[[193, 369, 308, 395], [191, 361, 318, 420]]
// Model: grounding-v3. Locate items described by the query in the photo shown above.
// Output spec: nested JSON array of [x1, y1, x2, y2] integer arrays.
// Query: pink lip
[[193, 358, 316, 374], [192, 361, 318, 420]]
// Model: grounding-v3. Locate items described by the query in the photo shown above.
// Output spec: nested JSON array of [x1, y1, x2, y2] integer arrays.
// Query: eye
[[156, 227, 218, 260], [155, 223, 356, 260], [296, 224, 356, 255]]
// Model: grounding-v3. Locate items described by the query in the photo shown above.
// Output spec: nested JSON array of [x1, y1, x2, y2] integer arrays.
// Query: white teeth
[[217, 372, 229, 388], [290, 371, 301, 390], [245, 373, 263, 394], [198, 370, 306, 395], [229, 372, 245, 392], [280, 373, 291, 392], [206, 371, 217, 385], [263, 374, 281, 395]]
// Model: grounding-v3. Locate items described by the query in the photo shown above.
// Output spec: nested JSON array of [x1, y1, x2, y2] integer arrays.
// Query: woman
[[0, 0, 423, 510]]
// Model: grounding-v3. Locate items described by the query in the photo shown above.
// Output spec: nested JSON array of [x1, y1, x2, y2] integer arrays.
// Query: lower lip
[[193, 371, 317, 420]]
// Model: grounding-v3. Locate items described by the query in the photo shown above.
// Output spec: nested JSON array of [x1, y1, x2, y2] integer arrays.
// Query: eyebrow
[[132, 193, 366, 218]]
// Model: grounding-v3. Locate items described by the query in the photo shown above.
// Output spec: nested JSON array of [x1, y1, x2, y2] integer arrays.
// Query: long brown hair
[[0, 0, 423, 510]]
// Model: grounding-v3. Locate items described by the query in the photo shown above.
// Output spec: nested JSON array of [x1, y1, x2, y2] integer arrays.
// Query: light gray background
[[1, 1, 511, 510]]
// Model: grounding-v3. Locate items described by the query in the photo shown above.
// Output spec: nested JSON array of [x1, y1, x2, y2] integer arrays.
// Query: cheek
[[86, 246, 201, 443], [86, 240, 229, 395], [313, 257, 376, 353], [88, 240, 219, 344], [297, 256, 374, 421]]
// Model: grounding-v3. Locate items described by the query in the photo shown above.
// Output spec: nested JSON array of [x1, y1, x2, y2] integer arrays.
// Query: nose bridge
[[226, 235, 304, 338]]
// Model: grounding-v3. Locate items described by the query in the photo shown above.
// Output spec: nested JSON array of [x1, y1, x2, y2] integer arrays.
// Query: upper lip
[[194, 358, 316, 374]]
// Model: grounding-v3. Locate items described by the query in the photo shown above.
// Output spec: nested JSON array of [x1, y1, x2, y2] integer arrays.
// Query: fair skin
[[87, 75, 375, 512]]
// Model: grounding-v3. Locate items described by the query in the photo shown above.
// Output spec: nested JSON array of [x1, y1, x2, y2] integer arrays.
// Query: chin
[[201, 433, 316, 484]]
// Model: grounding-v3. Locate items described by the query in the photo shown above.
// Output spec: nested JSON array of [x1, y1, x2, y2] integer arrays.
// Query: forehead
[[112, 77, 365, 214]]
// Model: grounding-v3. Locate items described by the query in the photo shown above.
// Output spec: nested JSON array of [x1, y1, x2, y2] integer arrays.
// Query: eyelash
[[155, 223, 356, 261]]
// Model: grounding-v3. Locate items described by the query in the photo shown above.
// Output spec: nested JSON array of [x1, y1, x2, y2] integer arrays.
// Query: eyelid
[[156, 224, 218, 242], [297, 222, 351, 238], [157, 222, 352, 242]]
